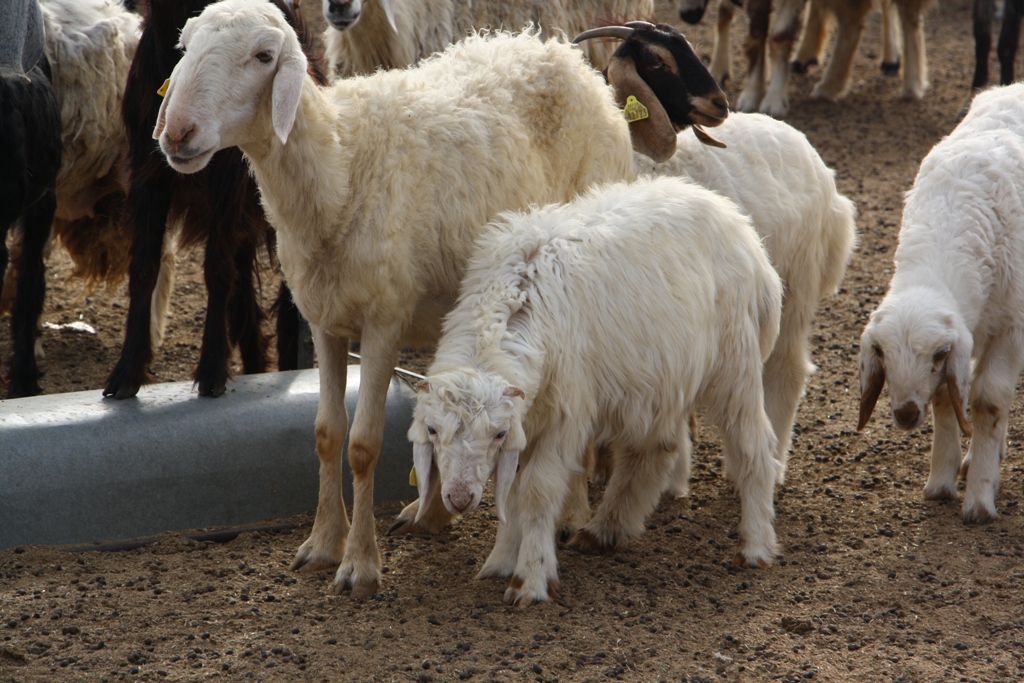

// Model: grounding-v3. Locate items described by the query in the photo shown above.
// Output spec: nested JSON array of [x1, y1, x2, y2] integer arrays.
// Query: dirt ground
[[3, 0, 1024, 681]]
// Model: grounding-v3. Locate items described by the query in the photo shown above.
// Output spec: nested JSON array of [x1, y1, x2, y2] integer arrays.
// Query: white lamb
[[154, 0, 642, 596], [857, 83, 1024, 523], [321, 0, 654, 79], [409, 175, 783, 605], [636, 112, 858, 490]]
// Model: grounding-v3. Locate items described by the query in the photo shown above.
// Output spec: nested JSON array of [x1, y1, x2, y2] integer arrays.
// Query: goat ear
[[381, 0, 398, 33], [693, 124, 727, 148], [857, 336, 886, 431], [493, 447, 520, 525], [412, 441, 435, 522], [272, 47, 307, 145], [606, 55, 677, 163], [945, 335, 973, 438]]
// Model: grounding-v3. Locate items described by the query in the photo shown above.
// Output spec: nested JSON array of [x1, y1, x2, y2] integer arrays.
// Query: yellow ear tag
[[157, 79, 170, 97], [409, 465, 418, 487], [624, 95, 649, 123]]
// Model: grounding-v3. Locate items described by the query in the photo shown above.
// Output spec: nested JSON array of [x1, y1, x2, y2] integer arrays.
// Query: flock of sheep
[[2, 0, 1024, 607]]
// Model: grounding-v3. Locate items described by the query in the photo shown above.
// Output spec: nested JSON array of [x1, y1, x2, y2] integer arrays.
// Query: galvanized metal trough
[[0, 367, 417, 550]]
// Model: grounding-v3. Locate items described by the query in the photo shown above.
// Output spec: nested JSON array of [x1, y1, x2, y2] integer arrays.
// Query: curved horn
[[573, 26, 635, 43], [624, 20, 657, 29]]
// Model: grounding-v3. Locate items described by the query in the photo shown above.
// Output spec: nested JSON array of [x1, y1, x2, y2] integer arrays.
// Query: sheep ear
[[272, 48, 307, 145], [945, 338, 973, 438], [857, 338, 886, 431], [606, 55, 677, 163], [381, 0, 398, 33], [412, 441, 435, 521], [153, 77, 174, 139], [493, 447, 520, 525]]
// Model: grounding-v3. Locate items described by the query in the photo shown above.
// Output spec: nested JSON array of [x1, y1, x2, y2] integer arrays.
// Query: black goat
[[973, 0, 1023, 89], [1, 56, 62, 398], [104, 0, 324, 399]]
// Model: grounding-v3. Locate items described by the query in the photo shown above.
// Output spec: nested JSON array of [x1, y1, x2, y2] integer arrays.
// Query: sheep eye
[[933, 349, 950, 365], [255, 51, 274, 64], [426, 426, 437, 436], [873, 344, 884, 359], [495, 431, 507, 440]]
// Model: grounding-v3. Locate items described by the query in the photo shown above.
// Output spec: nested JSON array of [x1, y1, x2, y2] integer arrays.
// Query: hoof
[[732, 552, 771, 569], [290, 552, 339, 573], [503, 575, 558, 606], [197, 378, 227, 398], [790, 58, 815, 75], [567, 528, 616, 555], [962, 505, 997, 525], [386, 518, 432, 536], [880, 59, 900, 76], [924, 486, 958, 502], [290, 538, 344, 573]]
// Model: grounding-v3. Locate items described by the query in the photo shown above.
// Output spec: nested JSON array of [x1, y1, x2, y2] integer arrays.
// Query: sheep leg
[[793, 0, 829, 72], [880, 0, 902, 75], [388, 469, 455, 536], [291, 327, 351, 573], [332, 324, 402, 596], [762, 311, 816, 483], [710, 370, 780, 567], [997, 0, 1023, 84], [709, 0, 737, 86], [557, 467, 593, 539], [760, 0, 807, 118], [104, 181, 174, 399], [226, 239, 270, 376], [960, 336, 1020, 523], [735, 0, 770, 112], [570, 440, 677, 554], [897, 1, 928, 99], [495, 431, 577, 605], [148, 235, 176, 355], [810, 0, 870, 101], [6, 189, 55, 398], [478, 474, 525, 581], [923, 384, 963, 501], [274, 282, 301, 371], [663, 412, 695, 498], [973, 0, 994, 88]]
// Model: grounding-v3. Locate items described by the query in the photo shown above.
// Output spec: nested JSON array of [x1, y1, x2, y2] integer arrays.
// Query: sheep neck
[[240, 78, 355, 244], [891, 211, 991, 333]]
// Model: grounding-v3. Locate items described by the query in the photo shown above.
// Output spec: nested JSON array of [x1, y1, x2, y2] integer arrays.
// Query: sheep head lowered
[[575, 21, 729, 161], [408, 371, 528, 525], [154, 0, 307, 173], [858, 286, 973, 437]]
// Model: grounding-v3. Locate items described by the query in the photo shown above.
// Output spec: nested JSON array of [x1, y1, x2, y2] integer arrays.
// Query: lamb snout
[[443, 483, 481, 515], [324, 0, 360, 29], [892, 401, 925, 430]]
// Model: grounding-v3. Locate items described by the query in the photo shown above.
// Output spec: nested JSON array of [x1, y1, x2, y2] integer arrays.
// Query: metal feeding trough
[[0, 366, 418, 550]]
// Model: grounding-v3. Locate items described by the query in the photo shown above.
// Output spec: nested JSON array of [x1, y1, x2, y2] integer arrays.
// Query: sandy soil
[[3, 0, 1024, 681]]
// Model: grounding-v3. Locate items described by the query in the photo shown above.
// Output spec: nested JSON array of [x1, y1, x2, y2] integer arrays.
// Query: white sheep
[[153, 0, 642, 596], [321, 0, 654, 79], [409, 175, 783, 605], [857, 83, 1024, 523], [41, 0, 139, 224], [635, 112, 858, 490]]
